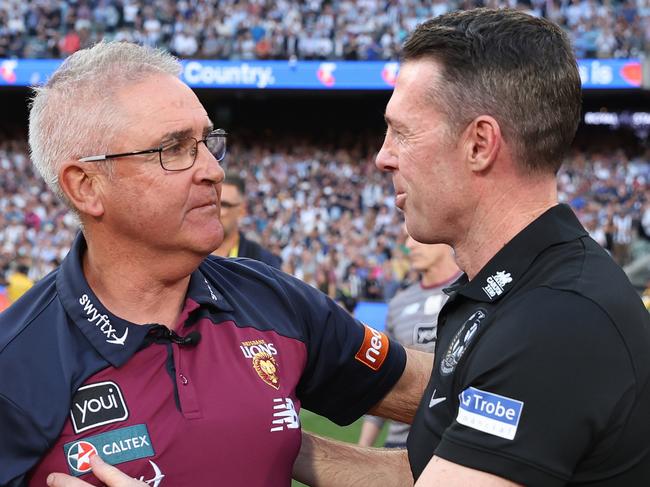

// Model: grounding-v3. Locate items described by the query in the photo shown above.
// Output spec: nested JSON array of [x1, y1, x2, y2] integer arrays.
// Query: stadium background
[[1, 3, 649, 484]]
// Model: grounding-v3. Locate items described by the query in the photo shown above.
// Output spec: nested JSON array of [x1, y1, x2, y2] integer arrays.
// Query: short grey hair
[[28, 41, 181, 208]]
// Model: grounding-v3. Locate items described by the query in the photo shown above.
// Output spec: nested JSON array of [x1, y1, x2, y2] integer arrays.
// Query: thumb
[[89, 455, 147, 486]]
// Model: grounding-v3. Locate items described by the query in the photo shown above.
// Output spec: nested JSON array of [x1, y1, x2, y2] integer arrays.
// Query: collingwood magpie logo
[[79, 294, 128, 345], [440, 309, 487, 375], [70, 381, 129, 434]]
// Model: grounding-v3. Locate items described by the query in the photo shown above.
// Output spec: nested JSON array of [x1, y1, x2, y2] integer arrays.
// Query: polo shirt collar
[[184, 267, 234, 315], [455, 204, 587, 303], [57, 233, 233, 367]]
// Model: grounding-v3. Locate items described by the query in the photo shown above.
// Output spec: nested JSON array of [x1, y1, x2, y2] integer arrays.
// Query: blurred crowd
[[0, 0, 648, 60], [1, 133, 649, 310]]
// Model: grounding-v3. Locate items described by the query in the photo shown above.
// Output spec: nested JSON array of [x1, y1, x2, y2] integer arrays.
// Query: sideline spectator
[[212, 171, 282, 268]]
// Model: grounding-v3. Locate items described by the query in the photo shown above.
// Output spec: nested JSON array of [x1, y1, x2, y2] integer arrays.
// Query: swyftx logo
[[79, 294, 128, 345]]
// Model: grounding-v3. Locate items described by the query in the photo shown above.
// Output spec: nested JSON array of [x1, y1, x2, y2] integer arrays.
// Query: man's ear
[[462, 115, 502, 173], [58, 161, 106, 217]]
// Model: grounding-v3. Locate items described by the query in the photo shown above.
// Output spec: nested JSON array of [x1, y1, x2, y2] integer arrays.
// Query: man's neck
[[82, 236, 199, 329], [213, 231, 240, 258], [453, 177, 557, 280]]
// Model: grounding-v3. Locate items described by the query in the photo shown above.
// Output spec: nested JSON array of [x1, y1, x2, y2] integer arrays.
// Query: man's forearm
[[369, 348, 433, 423], [293, 431, 413, 487]]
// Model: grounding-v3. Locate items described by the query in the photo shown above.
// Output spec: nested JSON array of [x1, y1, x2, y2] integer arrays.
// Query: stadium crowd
[[0, 0, 648, 61], [1, 133, 649, 310]]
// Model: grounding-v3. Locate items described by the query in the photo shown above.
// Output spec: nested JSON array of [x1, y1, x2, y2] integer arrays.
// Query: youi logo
[[456, 387, 524, 440]]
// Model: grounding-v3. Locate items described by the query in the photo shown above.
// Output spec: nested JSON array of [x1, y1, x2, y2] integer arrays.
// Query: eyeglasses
[[78, 129, 227, 171]]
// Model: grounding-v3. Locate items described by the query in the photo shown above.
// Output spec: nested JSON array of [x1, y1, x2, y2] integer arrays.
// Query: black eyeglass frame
[[77, 128, 228, 171]]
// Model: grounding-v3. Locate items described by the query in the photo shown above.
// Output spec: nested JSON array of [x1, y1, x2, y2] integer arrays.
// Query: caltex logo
[[67, 441, 98, 473]]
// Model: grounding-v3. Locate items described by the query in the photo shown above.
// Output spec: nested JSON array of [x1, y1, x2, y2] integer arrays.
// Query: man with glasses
[[212, 172, 282, 269], [0, 42, 431, 486]]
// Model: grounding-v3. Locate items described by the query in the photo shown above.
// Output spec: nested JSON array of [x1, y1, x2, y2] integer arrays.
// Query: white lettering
[[365, 346, 380, 363], [241, 342, 278, 358], [184, 61, 275, 88], [467, 393, 517, 420], [75, 402, 88, 422], [364, 329, 384, 363], [87, 398, 101, 413]]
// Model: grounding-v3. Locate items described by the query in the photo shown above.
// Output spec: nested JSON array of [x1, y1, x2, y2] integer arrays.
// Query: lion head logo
[[253, 351, 280, 390]]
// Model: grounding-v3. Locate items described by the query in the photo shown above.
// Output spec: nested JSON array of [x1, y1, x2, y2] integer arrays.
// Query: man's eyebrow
[[158, 124, 214, 144], [203, 123, 214, 137], [159, 128, 194, 144], [384, 114, 406, 131]]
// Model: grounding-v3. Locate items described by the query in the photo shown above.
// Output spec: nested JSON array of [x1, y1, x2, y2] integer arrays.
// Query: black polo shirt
[[408, 204, 650, 486]]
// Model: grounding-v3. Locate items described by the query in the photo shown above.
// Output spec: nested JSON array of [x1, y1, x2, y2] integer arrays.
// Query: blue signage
[[0, 58, 642, 90]]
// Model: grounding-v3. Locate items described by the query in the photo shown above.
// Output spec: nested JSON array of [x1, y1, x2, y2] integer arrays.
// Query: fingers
[[47, 455, 147, 487], [46, 472, 93, 487]]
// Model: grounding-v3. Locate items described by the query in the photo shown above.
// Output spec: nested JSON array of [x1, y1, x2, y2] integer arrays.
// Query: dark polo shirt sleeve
[[436, 288, 638, 485]]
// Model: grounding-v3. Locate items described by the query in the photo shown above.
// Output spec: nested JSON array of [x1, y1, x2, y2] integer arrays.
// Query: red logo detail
[[317, 63, 336, 87], [355, 325, 389, 371], [67, 441, 98, 473], [381, 63, 399, 86], [620, 62, 642, 87], [0, 61, 17, 83]]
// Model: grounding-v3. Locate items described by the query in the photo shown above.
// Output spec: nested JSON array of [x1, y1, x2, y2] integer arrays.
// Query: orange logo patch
[[355, 325, 389, 371]]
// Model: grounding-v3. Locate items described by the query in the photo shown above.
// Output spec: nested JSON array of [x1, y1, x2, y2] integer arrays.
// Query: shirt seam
[[439, 434, 570, 481]]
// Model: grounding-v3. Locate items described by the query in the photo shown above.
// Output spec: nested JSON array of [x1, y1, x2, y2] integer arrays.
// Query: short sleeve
[[0, 394, 48, 486], [275, 271, 407, 425], [436, 289, 636, 486]]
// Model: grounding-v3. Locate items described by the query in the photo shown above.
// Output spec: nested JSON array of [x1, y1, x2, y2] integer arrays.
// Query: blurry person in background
[[212, 171, 282, 269], [359, 235, 460, 449], [6, 262, 34, 304]]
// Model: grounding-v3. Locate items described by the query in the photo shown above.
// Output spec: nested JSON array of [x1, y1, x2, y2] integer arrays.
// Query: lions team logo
[[66, 440, 97, 473], [253, 351, 280, 390], [241, 339, 280, 389]]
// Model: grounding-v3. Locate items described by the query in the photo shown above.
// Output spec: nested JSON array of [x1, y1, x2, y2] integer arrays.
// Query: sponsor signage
[[63, 424, 154, 476], [0, 58, 643, 90], [70, 381, 129, 434], [457, 387, 524, 440], [355, 324, 389, 371]]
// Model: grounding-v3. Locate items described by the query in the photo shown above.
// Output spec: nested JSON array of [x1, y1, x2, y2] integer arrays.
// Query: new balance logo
[[270, 398, 300, 432]]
